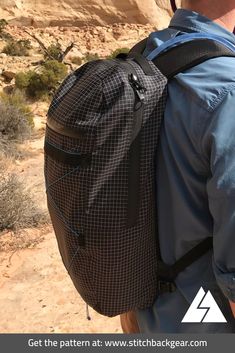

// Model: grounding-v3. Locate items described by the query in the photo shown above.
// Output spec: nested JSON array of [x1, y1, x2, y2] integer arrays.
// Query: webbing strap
[[158, 237, 213, 281]]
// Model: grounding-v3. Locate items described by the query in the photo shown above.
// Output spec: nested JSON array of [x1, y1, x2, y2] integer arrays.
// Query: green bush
[[0, 19, 7, 32], [0, 171, 49, 232], [0, 19, 12, 40], [83, 52, 100, 62], [107, 48, 130, 59], [0, 91, 34, 141], [2, 39, 32, 56], [43, 60, 68, 81], [45, 43, 63, 61], [16, 71, 48, 99], [15, 60, 68, 99]]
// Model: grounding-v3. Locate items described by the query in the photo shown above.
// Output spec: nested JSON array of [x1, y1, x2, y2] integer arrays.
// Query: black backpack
[[44, 37, 235, 317]]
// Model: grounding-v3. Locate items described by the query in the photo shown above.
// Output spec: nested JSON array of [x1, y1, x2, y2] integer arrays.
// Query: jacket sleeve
[[202, 88, 235, 302]]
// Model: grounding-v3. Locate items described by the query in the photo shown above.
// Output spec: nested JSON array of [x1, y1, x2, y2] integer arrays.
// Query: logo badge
[[182, 287, 227, 323]]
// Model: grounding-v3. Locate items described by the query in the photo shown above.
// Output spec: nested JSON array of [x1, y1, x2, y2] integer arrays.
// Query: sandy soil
[[0, 228, 122, 333]]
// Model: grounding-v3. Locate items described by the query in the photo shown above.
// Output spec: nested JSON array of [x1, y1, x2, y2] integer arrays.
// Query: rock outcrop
[[0, 0, 171, 28]]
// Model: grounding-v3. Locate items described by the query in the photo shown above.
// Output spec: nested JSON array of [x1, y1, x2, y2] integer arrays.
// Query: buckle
[[157, 280, 176, 294]]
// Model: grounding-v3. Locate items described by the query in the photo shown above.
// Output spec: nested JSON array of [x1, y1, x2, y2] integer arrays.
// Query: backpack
[[44, 34, 235, 317]]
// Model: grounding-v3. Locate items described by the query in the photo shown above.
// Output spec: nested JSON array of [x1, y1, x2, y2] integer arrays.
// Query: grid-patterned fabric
[[44, 58, 168, 317]]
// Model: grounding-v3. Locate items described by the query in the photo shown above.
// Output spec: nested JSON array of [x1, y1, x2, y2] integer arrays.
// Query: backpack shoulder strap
[[129, 37, 235, 79], [154, 39, 235, 79], [129, 37, 148, 56], [158, 237, 213, 282], [129, 36, 234, 283]]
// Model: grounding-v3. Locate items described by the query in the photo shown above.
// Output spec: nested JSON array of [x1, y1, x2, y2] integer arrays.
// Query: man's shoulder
[[173, 55, 235, 112]]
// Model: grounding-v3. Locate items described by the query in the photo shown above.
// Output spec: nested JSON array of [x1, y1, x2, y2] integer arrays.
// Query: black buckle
[[157, 280, 176, 295]]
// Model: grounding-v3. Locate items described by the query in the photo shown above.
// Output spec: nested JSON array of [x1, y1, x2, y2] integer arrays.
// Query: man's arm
[[229, 301, 235, 317], [201, 88, 235, 313]]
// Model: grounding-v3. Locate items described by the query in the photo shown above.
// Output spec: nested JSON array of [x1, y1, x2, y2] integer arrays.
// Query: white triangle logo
[[182, 287, 227, 323]]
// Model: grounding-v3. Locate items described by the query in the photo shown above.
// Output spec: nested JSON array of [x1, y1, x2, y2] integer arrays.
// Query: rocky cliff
[[0, 0, 171, 28]]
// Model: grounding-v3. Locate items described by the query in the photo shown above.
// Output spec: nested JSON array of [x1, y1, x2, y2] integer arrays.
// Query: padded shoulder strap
[[129, 37, 235, 79], [129, 38, 148, 56], [129, 36, 234, 280], [154, 39, 235, 79]]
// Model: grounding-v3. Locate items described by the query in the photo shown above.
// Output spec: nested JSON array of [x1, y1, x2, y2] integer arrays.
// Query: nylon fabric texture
[[44, 58, 167, 316]]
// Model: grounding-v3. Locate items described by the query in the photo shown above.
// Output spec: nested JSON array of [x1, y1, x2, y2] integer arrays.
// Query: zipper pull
[[129, 73, 146, 102]]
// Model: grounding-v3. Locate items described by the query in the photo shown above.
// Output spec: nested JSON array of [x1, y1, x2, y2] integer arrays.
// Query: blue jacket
[[136, 9, 235, 333]]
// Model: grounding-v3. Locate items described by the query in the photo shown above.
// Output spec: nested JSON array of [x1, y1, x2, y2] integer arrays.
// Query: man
[[122, 0, 235, 333]]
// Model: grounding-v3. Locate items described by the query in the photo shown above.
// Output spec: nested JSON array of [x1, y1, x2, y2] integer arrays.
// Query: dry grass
[[0, 91, 34, 159], [0, 139, 26, 160], [0, 99, 32, 141], [0, 168, 49, 233]]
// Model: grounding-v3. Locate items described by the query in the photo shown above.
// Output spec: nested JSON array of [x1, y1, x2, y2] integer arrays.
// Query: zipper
[[122, 63, 147, 227], [110, 59, 147, 227], [128, 72, 146, 143]]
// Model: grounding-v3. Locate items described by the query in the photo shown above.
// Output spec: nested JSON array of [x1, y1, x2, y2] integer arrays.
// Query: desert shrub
[[0, 19, 7, 32], [83, 52, 100, 62], [45, 42, 63, 61], [0, 139, 15, 160], [0, 91, 33, 141], [70, 56, 83, 66], [0, 171, 49, 232], [2, 39, 32, 56], [43, 60, 68, 81], [107, 47, 130, 59], [16, 71, 43, 94], [0, 91, 34, 128], [21, 39, 32, 50], [18, 39, 32, 50], [0, 139, 21, 160], [15, 60, 68, 99], [0, 19, 12, 40], [16, 71, 48, 99]]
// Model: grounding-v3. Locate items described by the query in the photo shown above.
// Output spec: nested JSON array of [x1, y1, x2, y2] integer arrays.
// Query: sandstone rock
[[1, 70, 15, 83], [3, 84, 15, 94], [0, 0, 171, 28]]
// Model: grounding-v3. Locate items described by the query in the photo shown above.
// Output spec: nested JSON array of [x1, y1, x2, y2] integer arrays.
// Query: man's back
[[136, 8, 235, 333]]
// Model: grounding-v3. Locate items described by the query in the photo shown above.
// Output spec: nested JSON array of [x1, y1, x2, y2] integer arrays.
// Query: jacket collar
[[170, 9, 235, 45]]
